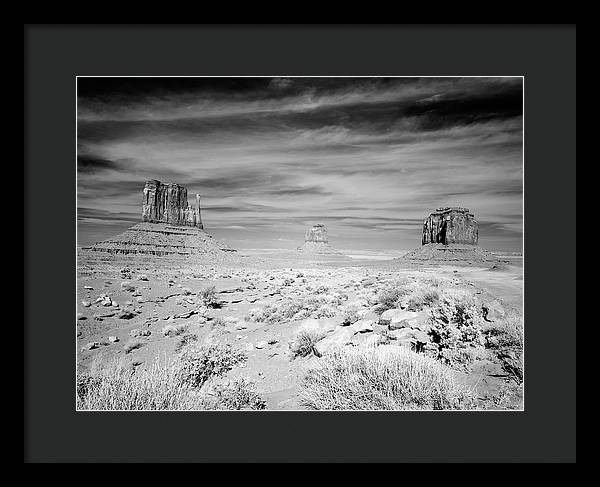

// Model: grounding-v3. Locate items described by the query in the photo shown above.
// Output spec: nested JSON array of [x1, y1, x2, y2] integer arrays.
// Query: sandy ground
[[76, 250, 524, 410]]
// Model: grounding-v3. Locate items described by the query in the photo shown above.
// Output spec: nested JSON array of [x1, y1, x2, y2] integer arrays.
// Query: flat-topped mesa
[[422, 206, 478, 246], [305, 223, 329, 243], [142, 180, 203, 229]]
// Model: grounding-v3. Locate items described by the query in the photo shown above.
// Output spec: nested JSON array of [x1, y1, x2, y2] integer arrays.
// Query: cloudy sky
[[77, 77, 523, 251]]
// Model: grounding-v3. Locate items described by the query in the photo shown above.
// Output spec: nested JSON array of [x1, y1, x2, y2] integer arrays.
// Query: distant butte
[[297, 224, 343, 255], [83, 180, 234, 256], [422, 207, 479, 246], [403, 206, 499, 265]]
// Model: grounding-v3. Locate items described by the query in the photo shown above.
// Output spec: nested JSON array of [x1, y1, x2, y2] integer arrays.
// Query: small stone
[[117, 310, 135, 320], [352, 319, 374, 334], [76, 313, 86, 321], [120, 281, 136, 292], [255, 341, 268, 349], [108, 336, 119, 343], [83, 286, 93, 290], [81, 301, 91, 307], [138, 274, 149, 281]]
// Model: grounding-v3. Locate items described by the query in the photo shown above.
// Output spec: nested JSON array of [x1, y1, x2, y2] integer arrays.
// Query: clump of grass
[[76, 357, 205, 410], [124, 338, 146, 354], [289, 329, 326, 359], [210, 378, 267, 410], [200, 285, 220, 308], [483, 313, 523, 350], [405, 288, 440, 311], [375, 288, 405, 314], [176, 343, 247, 388], [299, 346, 475, 410]]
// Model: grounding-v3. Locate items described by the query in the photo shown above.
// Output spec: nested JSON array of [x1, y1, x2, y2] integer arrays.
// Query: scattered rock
[[482, 300, 506, 322], [120, 281, 136, 292]]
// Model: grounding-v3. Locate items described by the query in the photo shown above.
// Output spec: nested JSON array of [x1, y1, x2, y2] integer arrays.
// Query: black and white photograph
[[76, 76, 524, 411]]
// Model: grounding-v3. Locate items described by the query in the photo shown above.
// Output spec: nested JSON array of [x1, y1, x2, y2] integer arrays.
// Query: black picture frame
[[24, 24, 576, 463]]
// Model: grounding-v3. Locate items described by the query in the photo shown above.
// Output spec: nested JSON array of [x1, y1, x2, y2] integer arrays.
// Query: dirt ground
[[76, 249, 524, 410]]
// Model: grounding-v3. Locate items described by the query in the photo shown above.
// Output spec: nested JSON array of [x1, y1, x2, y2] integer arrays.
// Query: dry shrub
[[174, 332, 198, 352], [176, 343, 247, 388], [200, 285, 219, 308], [289, 329, 326, 358], [76, 357, 205, 410], [77, 343, 250, 410], [427, 289, 485, 367], [375, 288, 404, 314], [340, 305, 360, 326], [300, 346, 475, 410], [210, 378, 267, 410]]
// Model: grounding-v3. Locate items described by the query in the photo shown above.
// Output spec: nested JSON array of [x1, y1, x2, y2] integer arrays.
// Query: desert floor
[[76, 250, 524, 410]]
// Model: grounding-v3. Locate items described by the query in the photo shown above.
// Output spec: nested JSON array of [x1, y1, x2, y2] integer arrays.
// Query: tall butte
[[403, 206, 498, 264], [297, 223, 343, 255], [142, 180, 203, 228], [84, 180, 234, 256]]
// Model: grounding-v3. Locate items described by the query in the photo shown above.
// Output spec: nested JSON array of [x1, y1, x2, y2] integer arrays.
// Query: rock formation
[[403, 207, 499, 265], [83, 180, 234, 257], [305, 224, 329, 244], [422, 207, 478, 246], [297, 224, 342, 255], [142, 180, 202, 228]]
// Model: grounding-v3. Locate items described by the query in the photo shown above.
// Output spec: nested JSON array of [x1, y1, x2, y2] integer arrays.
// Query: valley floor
[[76, 249, 524, 410]]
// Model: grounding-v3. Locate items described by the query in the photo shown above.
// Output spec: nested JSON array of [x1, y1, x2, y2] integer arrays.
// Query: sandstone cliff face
[[142, 180, 203, 228], [422, 207, 478, 246]]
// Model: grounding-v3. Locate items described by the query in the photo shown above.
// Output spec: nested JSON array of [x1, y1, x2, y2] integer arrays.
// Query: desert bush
[[76, 358, 205, 410], [76, 372, 101, 402], [429, 290, 484, 344], [375, 288, 405, 314], [200, 285, 219, 308], [124, 338, 146, 354], [176, 343, 247, 388], [340, 305, 360, 326], [289, 329, 326, 358], [483, 313, 523, 350], [210, 317, 226, 328], [405, 288, 440, 311], [174, 332, 198, 352], [299, 346, 475, 410], [497, 349, 524, 384], [210, 378, 267, 410]]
